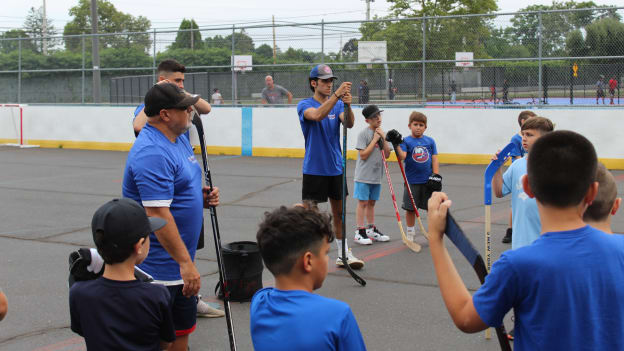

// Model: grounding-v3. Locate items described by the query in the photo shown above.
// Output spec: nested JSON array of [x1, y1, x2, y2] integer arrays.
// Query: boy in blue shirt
[[251, 206, 367, 351], [352, 105, 392, 245], [492, 116, 553, 250], [70, 198, 175, 351], [501, 110, 536, 244], [583, 162, 621, 234], [428, 130, 624, 351], [297, 64, 362, 269], [393, 112, 441, 243]]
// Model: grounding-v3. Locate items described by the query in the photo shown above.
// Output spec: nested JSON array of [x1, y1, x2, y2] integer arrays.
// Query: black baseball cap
[[144, 83, 200, 117], [309, 64, 336, 80], [362, 105, 383, 119], [91, 198, 167, 248]]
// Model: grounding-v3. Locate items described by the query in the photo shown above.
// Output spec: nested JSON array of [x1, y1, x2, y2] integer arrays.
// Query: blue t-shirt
[[297, 97, 345, 176], [501, 157, 540, 249], [250, 288, 366, 351], [399, 135, 438, 184], [473, 226, 624, 351], [134, 103, 190, 139], [69, 277, 175, 351], [509, 133, 525, 159], [122, 123, 203, 281]]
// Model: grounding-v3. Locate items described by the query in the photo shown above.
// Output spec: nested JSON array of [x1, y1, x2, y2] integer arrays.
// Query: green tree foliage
[[0, 30, 37, 54], [509, 1, 620, 57], [23, 6, 58, 53], [170, 19, 203, 50], [566, 18, 624, 61], [63, 0, 151, 52], [203, 30, 254, 54]]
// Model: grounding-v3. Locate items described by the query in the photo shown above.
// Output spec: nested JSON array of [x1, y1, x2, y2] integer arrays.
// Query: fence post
[[153, 29, 157, 84], [422, 17, 426, 102], [231, 24, 236, 106], [82, 34, 85, 104], [17, 37, 22, 104], [321, 19, 325, 64], [538, 10, 543, 104]]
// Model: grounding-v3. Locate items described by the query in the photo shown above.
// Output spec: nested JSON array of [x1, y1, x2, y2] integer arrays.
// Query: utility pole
[[90, 0, 101, 103], [42, 0, 48, 55], [365, 0, 374, 21], [272, 15, 277, 64]]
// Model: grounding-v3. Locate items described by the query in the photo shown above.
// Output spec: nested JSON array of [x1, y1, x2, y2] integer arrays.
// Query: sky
[[1, 0, 622, 54]]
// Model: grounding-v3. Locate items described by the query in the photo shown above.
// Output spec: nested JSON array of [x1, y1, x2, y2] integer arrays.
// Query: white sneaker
[[197, 295, 225, 318], [367, 227, 390, 242], [354, 229, 373, 245], [406, 230, 415, 243], [336, 248, 364, 270]]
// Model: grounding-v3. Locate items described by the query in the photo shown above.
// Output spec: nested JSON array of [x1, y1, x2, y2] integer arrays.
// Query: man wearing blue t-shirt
[[133, 59, 211, 137], [297, 64, 362, 269], [123, 82, 220, 351], [428, 131, 624, 351]]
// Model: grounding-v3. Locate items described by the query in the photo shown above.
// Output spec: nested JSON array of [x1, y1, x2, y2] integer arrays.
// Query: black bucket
[[216, 241, 264, 302]]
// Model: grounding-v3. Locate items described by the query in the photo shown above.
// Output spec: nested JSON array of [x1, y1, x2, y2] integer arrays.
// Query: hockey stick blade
[[445, 212, 511, 351], [484, 142, 516, 205]]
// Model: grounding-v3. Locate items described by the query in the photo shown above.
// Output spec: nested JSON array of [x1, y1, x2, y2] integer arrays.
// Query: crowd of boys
[[22, 60, 617, 350]]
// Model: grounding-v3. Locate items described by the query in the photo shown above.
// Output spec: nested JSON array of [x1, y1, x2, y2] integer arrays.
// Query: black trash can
[[216, 241, 264, 302]]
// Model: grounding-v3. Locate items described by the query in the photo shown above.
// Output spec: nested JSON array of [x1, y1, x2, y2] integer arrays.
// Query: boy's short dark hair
[[409, 111, 427, 126], [92, 198, 166, 265], [583, 163, 617, 222], [157, 59, 185, 75], [528, 130, 597, 208], [256, 206, 335, 276], [521, 116, 554, 134], [518, 110, 537, 126]]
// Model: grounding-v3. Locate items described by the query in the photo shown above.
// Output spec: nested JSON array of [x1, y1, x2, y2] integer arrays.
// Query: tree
[[583, 18, 624, 59], [342, 38, 358, 61], [0, 29, 37, 54], [509, 1, 620, 57], [23, 6, 58, 54], [63, 0, 151, 52], [170, 19, 203, 50], [204, 31, 254, 54], [388, 0, 497, 17]]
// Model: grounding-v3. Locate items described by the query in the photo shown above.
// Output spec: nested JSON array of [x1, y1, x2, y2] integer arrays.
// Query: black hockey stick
[[445, 212, 511, 351], [192, 112, 237, 351], [341, 120, 366, 286]]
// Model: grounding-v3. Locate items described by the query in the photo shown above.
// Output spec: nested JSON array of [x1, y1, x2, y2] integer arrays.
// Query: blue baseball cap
[[309, 64, 336, 80]]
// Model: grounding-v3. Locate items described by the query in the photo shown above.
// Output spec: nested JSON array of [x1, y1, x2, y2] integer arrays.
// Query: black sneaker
[[502, 228, 512, 244]]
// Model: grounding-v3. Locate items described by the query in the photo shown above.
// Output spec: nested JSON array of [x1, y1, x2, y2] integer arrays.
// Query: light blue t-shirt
[[473, 225, 624, 351], [122, 123, 203, 281], [509, 133, 525, 159], [250, 288, 366, 351], [502, 157, 540, 249], [297, 97, 345, 176], [399, 135, 437, 184]]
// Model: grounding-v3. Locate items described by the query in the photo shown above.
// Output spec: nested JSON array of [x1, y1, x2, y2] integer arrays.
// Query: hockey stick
[[192, 112, 237, 351], [389, 143, 428, 239], [341, 121, 367, 286], [380, 147, 421, 252], [483, 142, 515, 341], [445, 212, 512, 351]]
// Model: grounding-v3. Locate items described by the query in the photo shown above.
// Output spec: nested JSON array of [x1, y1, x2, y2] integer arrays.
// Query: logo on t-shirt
[[412, 146, 430, 163], [328, 114, 336, 120], [188, 155, 198, 164]]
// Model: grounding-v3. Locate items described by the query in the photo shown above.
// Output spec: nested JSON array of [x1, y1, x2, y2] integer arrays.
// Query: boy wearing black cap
[[297, 64, 362, 268], [352, 105, 391, 245], [69, 198, 175, 351]]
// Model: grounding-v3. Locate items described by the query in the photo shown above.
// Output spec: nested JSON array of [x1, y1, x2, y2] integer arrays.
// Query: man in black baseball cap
[[142, 82, 199, 140], [69, 198, 176, 351]]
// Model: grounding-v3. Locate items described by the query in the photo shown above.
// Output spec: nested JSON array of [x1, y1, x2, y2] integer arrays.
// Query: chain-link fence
[[1, 7, 623, 106]]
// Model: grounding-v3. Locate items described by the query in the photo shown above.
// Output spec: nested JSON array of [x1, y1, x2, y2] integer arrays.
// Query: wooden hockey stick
[[380, 147, 421, 252], [445, 212, 512, 351], [483, 142, 515, 340], [390, 143, 429, 239]]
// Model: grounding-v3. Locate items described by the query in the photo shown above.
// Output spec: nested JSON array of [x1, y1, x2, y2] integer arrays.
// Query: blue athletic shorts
[[166, 285, 197, 337], [353, 182, 381, 201]]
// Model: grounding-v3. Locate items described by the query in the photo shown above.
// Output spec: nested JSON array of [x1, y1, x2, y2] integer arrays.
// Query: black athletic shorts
[[402, 183, 430, 211], [302, 174, 348, 203], [166, 285, 197, 336], [597, 89, 605, 98]]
